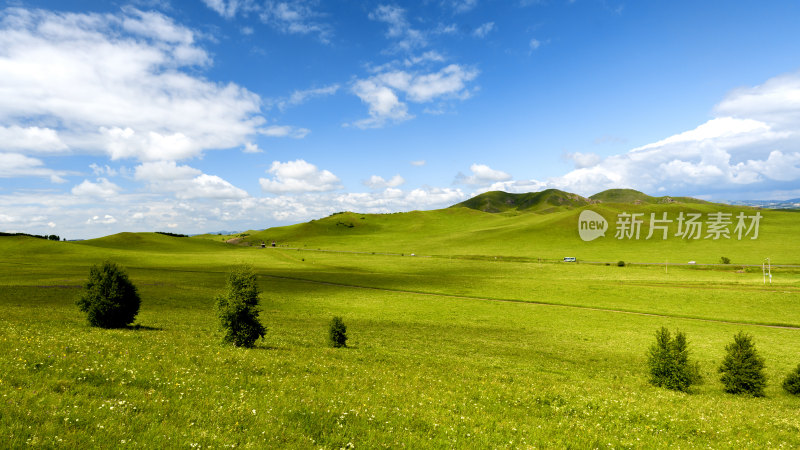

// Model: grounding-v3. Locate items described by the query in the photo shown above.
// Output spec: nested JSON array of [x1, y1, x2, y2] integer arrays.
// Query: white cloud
[[71, 178, 122, 197], [480, 179, 548, 194], [86, 214, 118, 225], [202, 0, 236, 18], [259, 1, 332, 43], [259, 159, 342, 193], [350, 64, 478, 128], [715, 71, 800, 126], [0, 126, 68, 153], [499, 72, 800, 198], [0, 7, 268, 163], [0, 152, 70, 182], [243, 142, 262, 153], [90, 163, 118, 177], [529, 38, 541, 50], [133, 161, 248, 199], [180, 174, 249, 199], [411, 160, 426, 166], [472, 22, 494, 38], [369, 5, 426, 52], [261, 125, 311, 139], [277, 84, 339, 110], [565, 152, 602, 169], [448, 0, 478, 13], [350, 78, 413, 128], [134, 160, 201, 181], [364, 174, 405, 189], [456, 163, 512, 186]]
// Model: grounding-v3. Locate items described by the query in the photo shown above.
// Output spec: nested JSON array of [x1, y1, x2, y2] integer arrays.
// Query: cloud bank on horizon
[[1, 1, 800, 238]]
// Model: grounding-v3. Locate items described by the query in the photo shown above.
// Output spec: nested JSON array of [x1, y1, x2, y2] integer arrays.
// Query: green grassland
[[2, 192, 800, 447], [220, 190, 799, 265]]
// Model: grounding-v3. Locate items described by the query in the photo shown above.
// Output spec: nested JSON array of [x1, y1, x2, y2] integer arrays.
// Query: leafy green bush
[[782, 364, 800, 396], [76, 261, 140, 328], [718, 331, 767, 397], [720, 256, 731, 264], [328, 316, 348, 348], [215, 265, 266, 348], [647, 327, 702, 392], [617, 260, 626, 267]]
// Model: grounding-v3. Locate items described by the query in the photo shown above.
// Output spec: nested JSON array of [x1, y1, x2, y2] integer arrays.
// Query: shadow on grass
[[127, 324, 163, 331]]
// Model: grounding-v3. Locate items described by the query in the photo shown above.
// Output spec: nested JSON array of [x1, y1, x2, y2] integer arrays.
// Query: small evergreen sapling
[[328, 316, 348, 348], [782, 364, 800, 396], [215, 265, 266, 348], [647, 327, 701, 392], [76, 261, 140, 328], [718, 331, 767, 397]]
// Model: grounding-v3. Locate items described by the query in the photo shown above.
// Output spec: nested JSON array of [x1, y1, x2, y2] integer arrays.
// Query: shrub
[[782, 364, 800, 396], [617, 260, 626, 267], [718, 331, 767, 397], [328, 316, 348, 348], [647, 327, 702, 392], [215, 265, 266, 348], [720, 256, 731, 264], [76, 261, 140, 328]]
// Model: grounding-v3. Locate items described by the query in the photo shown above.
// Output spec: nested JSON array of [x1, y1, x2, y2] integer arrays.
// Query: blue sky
[[2, 0, 800, 238]]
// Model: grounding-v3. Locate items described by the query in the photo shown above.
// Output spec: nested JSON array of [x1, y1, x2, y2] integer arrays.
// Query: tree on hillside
[[215, 265, 266, 348], [76, 261, 140, 328], [647, 327, 702, 392], [719, 332, 767, 397]]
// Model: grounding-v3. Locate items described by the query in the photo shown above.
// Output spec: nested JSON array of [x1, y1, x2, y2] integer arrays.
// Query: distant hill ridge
[[451, 188, 709, 214]]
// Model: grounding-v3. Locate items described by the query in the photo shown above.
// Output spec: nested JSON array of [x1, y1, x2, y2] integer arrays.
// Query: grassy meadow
[[2, 202, 800, 448]]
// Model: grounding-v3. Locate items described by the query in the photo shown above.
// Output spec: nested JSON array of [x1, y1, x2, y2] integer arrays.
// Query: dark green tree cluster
[[328, 316, 348, 348], [215, 265, 266, 348], [718, 332, 767, 397], [647, 327, 701, 392], [0, 232, 60, 241], [76, 262, 355, 351], [647, 328, 800, 397], [76, 261, 140, 328], [782, 364, 800, 396]]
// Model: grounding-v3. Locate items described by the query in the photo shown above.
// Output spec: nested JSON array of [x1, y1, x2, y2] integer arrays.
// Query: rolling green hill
[[212, 189, 798, 265], [450, 188, 590, 213]]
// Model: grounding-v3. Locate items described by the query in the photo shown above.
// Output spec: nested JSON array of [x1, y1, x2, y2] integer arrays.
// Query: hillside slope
[[451, 189, 591, 213], [217, 190, 799, 264]]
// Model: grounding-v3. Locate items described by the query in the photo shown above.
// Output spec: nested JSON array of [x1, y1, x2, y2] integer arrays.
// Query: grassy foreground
[[1, 234, 800, 448]]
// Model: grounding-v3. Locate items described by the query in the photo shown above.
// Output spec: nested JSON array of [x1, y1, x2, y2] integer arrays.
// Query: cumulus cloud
[[243, 142, 262, 153], [0, 152, 70, 182], [565, 152, 602, 169], [487, 71, 800, 199], [0, 126, 68, 153], [134, 161, 248, 199], [259, 159, 342, 193], [0, 7, 270, 164], [455, 163, 512, 186], [715, 71, 800, 126], [86, 214, 118, 225], [350, 64, 478, 128], [364, 174, 405, 189], [71, 178, 122, 197]]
